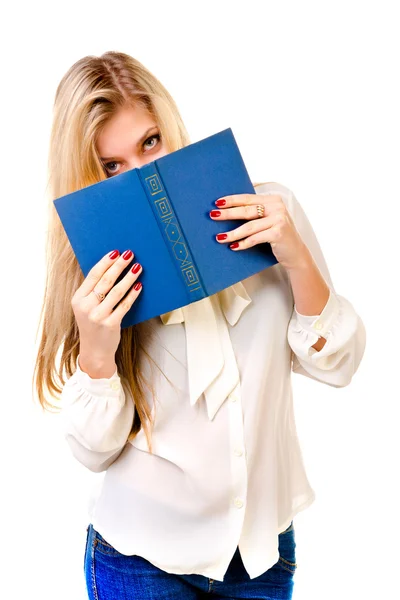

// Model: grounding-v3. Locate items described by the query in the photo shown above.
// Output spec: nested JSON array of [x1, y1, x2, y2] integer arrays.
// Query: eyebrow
[[100, 126, 159, 161]]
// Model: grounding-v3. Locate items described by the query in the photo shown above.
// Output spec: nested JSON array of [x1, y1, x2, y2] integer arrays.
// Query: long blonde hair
[[32, 51, 193, 450]]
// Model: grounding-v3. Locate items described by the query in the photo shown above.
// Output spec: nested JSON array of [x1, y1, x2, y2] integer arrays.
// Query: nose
[[127, 157, 155, 171]]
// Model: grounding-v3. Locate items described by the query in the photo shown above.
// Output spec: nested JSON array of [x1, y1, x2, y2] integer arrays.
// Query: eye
[[143, 133, 161, 151], [104, 161, 119, 174]]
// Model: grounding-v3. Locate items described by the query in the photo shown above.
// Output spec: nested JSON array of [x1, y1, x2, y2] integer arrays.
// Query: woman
[[33, 51, 366, 599]]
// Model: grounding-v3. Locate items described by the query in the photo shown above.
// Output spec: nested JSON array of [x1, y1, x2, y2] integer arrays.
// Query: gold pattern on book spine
[[145, 174, 201, 292], [145, 174, 163, 195]]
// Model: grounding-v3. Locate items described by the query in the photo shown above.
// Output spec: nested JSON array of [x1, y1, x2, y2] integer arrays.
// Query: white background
[[1, 1, 398, 598]]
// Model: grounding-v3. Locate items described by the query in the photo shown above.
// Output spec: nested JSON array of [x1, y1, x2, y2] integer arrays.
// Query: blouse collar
[[159, 283, 252, 421]]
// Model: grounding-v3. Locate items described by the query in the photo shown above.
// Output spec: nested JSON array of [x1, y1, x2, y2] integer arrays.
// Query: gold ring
[[93, 290, 106, 302], [256, 204, 265, 218]]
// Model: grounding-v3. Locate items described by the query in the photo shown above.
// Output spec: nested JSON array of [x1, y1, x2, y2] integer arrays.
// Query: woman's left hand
[[210, 193, 311, 272]]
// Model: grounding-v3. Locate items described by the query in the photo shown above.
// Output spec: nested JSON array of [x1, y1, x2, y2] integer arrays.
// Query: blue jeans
[[84, 521, 297, 599]]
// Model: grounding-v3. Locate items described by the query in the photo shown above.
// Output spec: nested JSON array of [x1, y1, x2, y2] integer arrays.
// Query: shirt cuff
[[75, 354, 122, 398], [294, 288, 339, 340]]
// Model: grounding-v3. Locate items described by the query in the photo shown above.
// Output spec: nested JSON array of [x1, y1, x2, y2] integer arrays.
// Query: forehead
[[96, 104, 157, 156]]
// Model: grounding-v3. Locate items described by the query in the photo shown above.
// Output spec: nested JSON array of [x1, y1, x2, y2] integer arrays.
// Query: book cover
[[53, 127, 278, 327]]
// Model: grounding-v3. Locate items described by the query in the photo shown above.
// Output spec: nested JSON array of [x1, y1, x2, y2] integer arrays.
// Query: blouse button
[[230, 392, 238, 402], [110, 381, 120, 391], [233, 497, 244, 509], [314, 321, 323, 331], [234, 448, 243, 457]]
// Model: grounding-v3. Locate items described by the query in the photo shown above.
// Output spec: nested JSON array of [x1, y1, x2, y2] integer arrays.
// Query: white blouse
[[60, 182, 366, 581]]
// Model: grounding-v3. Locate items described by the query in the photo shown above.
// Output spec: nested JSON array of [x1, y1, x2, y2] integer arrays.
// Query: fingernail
[[230, 242, 239, 249], [109, 250, 119, 259], [215, 199, 226, 207], [216, 234, 227, 241], [122, 250, 133, 260], [131, 263, 141, 274], [134, 282, 142, 291], [210, 210, 221, 218]]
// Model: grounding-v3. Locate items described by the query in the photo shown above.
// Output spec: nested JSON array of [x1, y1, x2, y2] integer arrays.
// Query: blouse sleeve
[[59, 355, 135, 472], [281, 186, 367, 387]]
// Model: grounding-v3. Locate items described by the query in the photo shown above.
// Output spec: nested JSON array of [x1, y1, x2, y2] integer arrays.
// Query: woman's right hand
[[71, 249, 143, 377]]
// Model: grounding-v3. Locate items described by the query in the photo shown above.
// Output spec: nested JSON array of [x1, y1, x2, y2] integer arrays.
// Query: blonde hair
[[32, 51, 193, 451]]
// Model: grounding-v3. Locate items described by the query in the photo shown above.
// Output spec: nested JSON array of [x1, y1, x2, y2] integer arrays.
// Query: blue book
[[53, 127, 277, 328]]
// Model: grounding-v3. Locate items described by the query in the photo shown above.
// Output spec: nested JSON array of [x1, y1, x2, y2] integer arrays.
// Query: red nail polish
[[122, 250, 133, 260], [134, 282, 142, 291], [131, 263, 141, 274], [217, 234, 228, 241], [109, 250, 119, 260], [215, 199, 226, 207], [230, 242, 239, 249], [210, 210, 221, 218]]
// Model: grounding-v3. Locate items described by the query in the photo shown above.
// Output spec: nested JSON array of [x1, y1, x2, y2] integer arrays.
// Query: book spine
[[137, 163, 206, 302]]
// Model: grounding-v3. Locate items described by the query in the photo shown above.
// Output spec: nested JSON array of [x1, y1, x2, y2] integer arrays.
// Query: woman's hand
[[210, 193, 311, 271], [71, 249, 143, 377]]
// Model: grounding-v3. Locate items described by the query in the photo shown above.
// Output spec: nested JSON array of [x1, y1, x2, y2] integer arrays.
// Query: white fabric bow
[[159, 283, 252, 420]]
